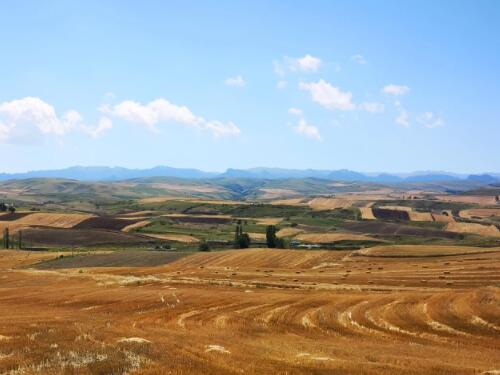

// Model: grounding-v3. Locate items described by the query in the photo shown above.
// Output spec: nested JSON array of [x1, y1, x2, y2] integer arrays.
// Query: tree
[[0, 203, 6, 212], [237, 233, 250, 249], [199, 241, 210, 252], [266, 225, 286, 248], [8, 206, 15, 214], [234, 221, 251, 249], [266, 225, 277, 248]]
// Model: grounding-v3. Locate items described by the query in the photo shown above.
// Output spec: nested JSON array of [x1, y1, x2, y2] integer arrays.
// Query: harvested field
[[142, 233, 200, 243], [379, 205, 413, 212], [307, 197, 353, 210], [35, 251, 189, 269], [445, 222, 500, 238], [270, 197, 307, 206], [436, 195, 498, 205], [74, 217, 141, 231], [342, 221, 462, 239], [432, 213, 456, 223], [248, 232, 266, 241], [276, 227, 304, 238], [254, 217, 283, 225], [360, 206, 376, 220], [21, 228, 151, 247], [459, 208, 500, 219], [408, 211, 434, 221], [356, 245, 500, 257], [122, 220, 151, 232], [0, 249, 498, 374], [166, 248, 343, 269], [14, 212, 94, 228], [295, 232, 379, 243]]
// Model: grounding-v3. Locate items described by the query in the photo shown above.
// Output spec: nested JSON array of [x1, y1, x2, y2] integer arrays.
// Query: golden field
[[0, 247, 498, 374]]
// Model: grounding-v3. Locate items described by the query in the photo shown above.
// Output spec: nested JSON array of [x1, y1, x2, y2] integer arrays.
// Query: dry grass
[[248, 232, 266, 240], [254, 217, 283, 225], [408, 211, 434, 221], [307, 197, 353, 210], [0, 249, 498, 374], [121, 220, 151, 232], [360, 207, 376, 220], [436, 195, 498, 205], [270, 197, 307, 206], [142, 233, 200, 243], [445, 222, 500, 237], [432, 213, 455, 223], [295, 232, 379, 243], [459, 208, 500, 219], [276, 227, 304, 238], [14, 213, 94, 228]]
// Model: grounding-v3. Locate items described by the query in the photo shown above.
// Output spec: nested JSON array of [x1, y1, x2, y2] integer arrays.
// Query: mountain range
[[0, 166, 498, 184]]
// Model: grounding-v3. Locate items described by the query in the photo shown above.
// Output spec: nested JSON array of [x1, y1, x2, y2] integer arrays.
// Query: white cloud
[[82, 117, 113, 138], [101, 98, 240, 138], [224, 75, 245, 87], [418, 112, 444, 128], [396, 110, 410, 127], [299, 79, 355, 111], [0, 97, 111, 143], [291, 54, 322, 72], [382, 84, 410, 96], [360, 102, 384, 113], [288, 107, 303, 116], [294, 118, 321, 140], [351, 54, 367, 64], [276, 80, 288, 89], [274, 54, 322, 75]]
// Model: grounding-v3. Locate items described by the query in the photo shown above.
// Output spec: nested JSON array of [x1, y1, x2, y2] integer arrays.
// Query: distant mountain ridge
[[0, 166, 498, 183]]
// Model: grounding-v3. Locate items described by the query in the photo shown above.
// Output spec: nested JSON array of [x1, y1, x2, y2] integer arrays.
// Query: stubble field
[[0, 247, 498, 374]]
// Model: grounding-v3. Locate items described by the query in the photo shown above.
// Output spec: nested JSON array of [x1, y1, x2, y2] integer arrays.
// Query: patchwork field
[[1, 178, 499, 373]]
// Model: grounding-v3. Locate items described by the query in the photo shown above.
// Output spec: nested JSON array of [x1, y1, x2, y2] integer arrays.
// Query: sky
[[0, 0, 499, 174]]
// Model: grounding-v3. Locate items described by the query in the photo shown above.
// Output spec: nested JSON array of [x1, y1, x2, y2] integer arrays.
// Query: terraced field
[[0, 247, 498, 374]]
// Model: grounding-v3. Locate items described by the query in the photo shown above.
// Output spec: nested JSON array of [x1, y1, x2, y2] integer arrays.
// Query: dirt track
[[0, 249, 498, 374]]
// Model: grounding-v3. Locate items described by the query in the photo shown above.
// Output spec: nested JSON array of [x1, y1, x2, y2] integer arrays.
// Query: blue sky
[[1, 0, 499, 173]]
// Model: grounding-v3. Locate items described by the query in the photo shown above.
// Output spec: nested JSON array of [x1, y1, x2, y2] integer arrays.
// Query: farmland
[[0, 177, 499, 373]]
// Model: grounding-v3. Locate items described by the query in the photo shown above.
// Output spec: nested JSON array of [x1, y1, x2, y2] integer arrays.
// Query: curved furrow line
[[337, 300, 387, 337], [364, 300, 421, 338], [259, 303, 294, 326], [421, 302, 471, 337]]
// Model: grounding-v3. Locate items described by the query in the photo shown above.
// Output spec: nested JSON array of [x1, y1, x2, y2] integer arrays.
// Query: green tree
[[199, 241, 210, 252], [0, 203, 6, 212], [237, 233, 250, 249], [266, 225, 277, 248], [8, 206, 15, 214], [234, 221, 251, 249]]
